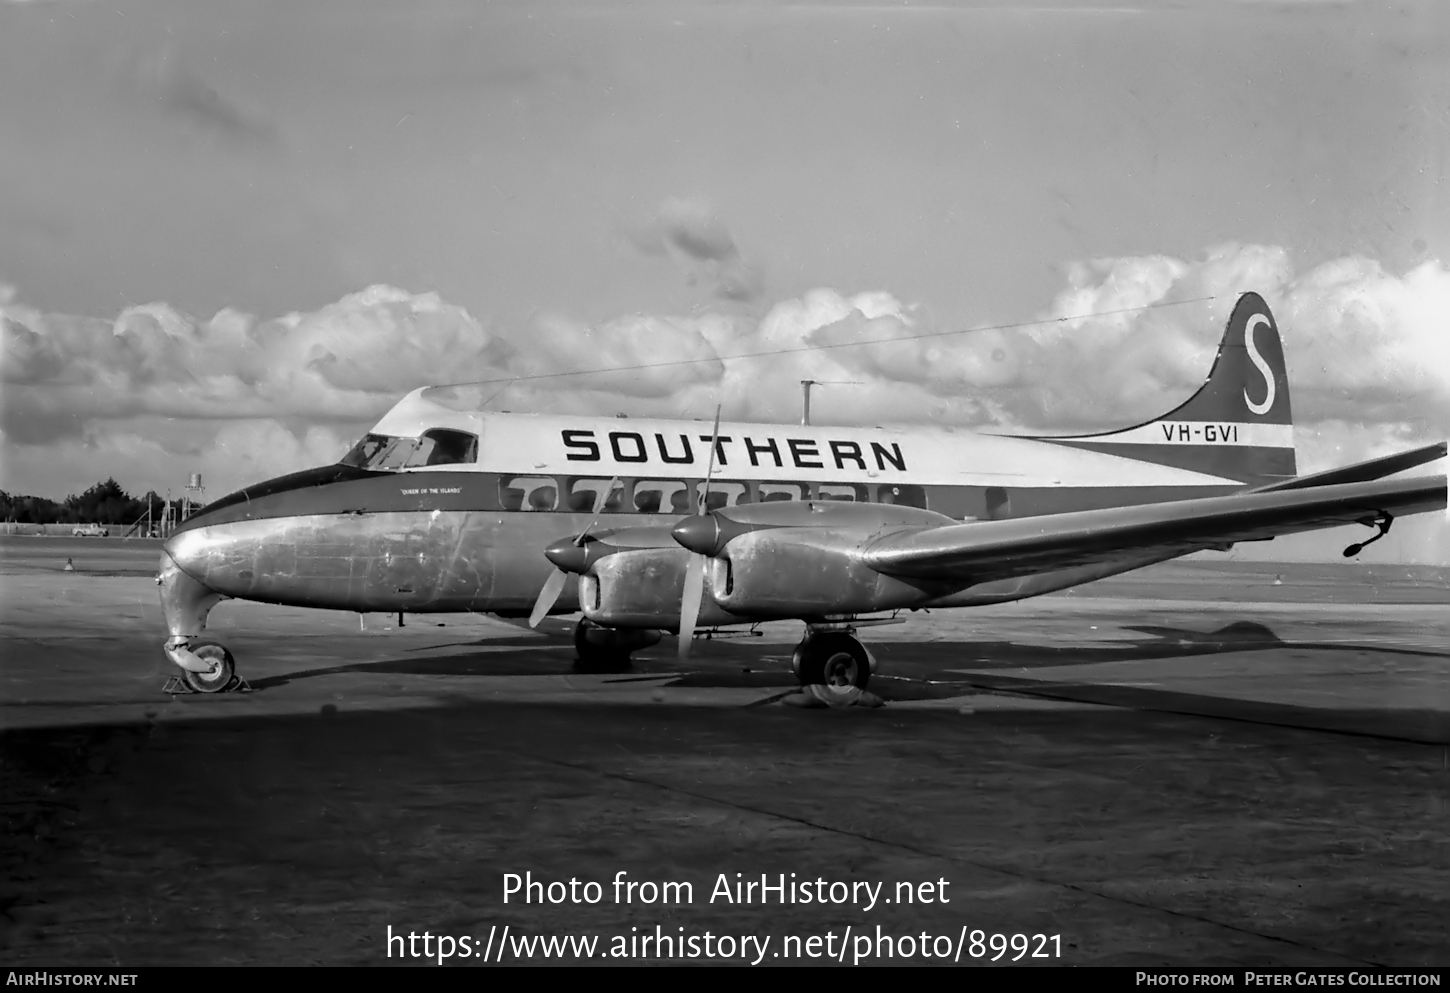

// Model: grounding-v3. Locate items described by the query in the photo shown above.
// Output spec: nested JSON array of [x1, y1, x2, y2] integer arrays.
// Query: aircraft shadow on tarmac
[[233, 620, 1450, 738], [397, 634, 576, 651], [248, 648, 586, 689], [248, 618, 1446, 695], [868, 620, 1449, 675]]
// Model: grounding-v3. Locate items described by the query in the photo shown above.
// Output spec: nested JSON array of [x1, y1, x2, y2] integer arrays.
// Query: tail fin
[[1042, 292, 1297, 486]]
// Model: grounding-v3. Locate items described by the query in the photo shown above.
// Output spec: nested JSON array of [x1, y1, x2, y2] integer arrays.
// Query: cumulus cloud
[[1282, 257, 1450, 427], [0, 420, 354, 504], [799, 243, 1448, 438], [2, 285, 511, 442], [626, 196, 764, 302], [511, 310, 730, 401], [2, 243, 1445, 504]]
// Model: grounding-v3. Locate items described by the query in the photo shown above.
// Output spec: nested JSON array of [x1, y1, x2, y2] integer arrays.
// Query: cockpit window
[[339, 434, 418, 470], [339, 429, 478, 471], [407, 429, 479, 468], [340, 434, 390, 468]]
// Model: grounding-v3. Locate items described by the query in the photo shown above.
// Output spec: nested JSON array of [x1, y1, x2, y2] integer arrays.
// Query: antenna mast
[[800, 380, 862, 426]]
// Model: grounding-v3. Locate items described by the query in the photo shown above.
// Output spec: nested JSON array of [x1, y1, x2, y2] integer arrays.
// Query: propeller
[[528, 477, 619, 628], [527, 569, 568, 628], [677, 405, 722, 658], [677, 554, 705, 659]]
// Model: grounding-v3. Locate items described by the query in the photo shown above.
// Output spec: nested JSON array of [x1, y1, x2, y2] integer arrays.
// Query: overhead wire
[[443, 293, 1220, 390]]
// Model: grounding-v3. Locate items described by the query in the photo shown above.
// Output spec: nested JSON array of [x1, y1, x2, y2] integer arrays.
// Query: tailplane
[[1040, 292, 1297, 486]]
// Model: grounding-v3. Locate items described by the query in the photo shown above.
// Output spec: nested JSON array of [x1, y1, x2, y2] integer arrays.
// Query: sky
[[0, 0, 1445, 563]]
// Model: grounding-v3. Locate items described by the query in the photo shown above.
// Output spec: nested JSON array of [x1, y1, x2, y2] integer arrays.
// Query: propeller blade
[[577, 476, 621, 544], [677, 553, 706, 659], [528, 568, 568, 628], [698, 404, 722, 514], [530, 477, 618, 630]]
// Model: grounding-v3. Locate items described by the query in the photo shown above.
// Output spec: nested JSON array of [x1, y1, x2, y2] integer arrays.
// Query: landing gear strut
[[792, 630, 874, 705], [574, 620, 630, 673], [573, 619, 662, 673], [159, 548, 250, 693]]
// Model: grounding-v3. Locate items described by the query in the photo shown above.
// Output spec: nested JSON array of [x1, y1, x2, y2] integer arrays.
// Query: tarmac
[[1, 535, 1447, 966]]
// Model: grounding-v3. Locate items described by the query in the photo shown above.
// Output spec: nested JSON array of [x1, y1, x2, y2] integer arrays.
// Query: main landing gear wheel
[[181, 640, 236, 694], [573, 620, 633, 674], [793, 632, 871, 706]]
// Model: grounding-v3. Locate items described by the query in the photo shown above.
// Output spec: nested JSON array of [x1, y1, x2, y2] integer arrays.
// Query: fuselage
[[164, 387, 1249, 616]]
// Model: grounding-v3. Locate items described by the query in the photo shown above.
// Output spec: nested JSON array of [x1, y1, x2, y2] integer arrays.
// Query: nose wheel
[[182, 641, 235, 693], [162, 640, 249, 694]]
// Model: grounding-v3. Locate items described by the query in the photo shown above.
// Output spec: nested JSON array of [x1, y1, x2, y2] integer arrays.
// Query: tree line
[[0, 478, 181, 526]]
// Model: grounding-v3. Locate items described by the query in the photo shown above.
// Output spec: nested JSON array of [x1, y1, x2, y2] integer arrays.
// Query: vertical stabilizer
[[1039, 292, 1296, 486]]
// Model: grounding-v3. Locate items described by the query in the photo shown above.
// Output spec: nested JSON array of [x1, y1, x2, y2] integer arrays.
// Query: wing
[[862, 474, 1446, 583]]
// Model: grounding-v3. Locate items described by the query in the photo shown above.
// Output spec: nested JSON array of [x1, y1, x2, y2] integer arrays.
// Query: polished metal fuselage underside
[[164, 503, 1189, 628], [167, 510, 598, 616]]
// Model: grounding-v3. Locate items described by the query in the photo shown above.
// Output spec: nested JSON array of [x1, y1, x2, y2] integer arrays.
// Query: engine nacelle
[[576, 540, 745, 631], [708, 527, 955, 618]]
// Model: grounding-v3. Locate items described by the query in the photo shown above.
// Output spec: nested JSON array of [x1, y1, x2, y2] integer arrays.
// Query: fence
[[0, 523, 161, 537]]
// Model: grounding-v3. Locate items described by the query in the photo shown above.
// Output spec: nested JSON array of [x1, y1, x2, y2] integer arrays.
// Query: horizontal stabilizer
[[1254, 441, 1446, 493]]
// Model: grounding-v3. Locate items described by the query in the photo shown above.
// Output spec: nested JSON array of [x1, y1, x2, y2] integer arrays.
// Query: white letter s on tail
[[1243, 315, 1276, 415]]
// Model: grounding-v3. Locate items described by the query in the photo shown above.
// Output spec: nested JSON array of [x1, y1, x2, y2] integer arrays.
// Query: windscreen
[[339, 429, 478, 471]]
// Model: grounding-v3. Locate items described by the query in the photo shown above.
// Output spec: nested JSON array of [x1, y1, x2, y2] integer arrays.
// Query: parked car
[[72, 524, 109, 537]]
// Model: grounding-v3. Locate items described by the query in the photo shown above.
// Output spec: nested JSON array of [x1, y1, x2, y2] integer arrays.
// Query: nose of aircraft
[[162, 524, 216, 585]]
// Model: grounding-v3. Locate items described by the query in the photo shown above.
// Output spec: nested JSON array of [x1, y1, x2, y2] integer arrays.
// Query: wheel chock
[[782, 685, 886, 709], [161, 674, 253, 695]]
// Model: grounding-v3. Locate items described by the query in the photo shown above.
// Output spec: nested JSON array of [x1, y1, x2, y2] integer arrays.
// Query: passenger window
[[566, 477, 624, 513], [633, 479, 689, 515], [700, 480, 750, 512], [879, 484, 928, 509], [817, 484, 867, 502], [502, 476, 558, 512], [759, 481, 807, 503], [985, 487, 1011, 520]]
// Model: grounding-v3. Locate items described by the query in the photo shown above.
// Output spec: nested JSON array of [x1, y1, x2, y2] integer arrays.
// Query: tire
[[181, 640, 236, 693], [794, 633, 871, 692]]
